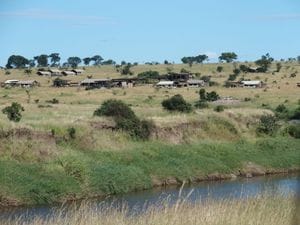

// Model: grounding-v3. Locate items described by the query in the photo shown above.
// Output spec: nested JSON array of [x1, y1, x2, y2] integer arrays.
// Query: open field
[[0, 62, 299, 206], [3, 194, 299, 225]]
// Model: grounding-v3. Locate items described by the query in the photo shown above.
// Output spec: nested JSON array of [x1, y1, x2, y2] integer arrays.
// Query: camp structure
[[156, 80, 175, 88], [62, 70, 76, 76], [241, 80, 263, 88], [17, 80, 40, 88], [80, 78, 111, 89], [37, 71, 52, 76], [187, 79, 205, 87]]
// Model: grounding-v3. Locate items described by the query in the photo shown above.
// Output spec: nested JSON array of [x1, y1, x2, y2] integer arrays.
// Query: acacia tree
[[181, 54, 208, 67], [34, 54, 49, 67], [255, 53, 274, 72], [219, 52, 238, 63], [6, 55, 29, 69], [91, 55, 103, 65], [67, 57, 82, 68], [83, 57, 92, 66], [49, 53, 61, 67]]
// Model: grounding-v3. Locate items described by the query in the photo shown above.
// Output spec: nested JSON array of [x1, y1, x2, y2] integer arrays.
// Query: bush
[[162, 94, 192, 113], [195, 101, 209, 109], [216, 66, 223, 72], [199, 89, 220, 102], [206, 91, 220, 102], [275, 104, 289, 119], [289, 106, 300, 120], [94, 100, 153, 140], [257, 114, 279, 135], [214, 105, 225, 112], [67, 127, 76, 139], [287, 124, 300, 138], [46, 98, 59, 104], [94, 99, 136, 120], [137, 71, 160, 80], [2, 102, 24, 122]]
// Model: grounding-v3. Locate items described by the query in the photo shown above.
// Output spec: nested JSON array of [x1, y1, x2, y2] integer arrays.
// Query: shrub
[[287, 124, 300, 138], [257, 114, 279, 135], [275, 104, 288, 113], [214, 105, 225, 112], [67, 127, 76, 139], [2, 102, 24, 122], [46, 98, 59, 104], [195, 101, 209, 109], [216, 66, 223, 72], [161, 94, 192, 113], [289, 106, 300, 120], [199, 89, 219, 102], [137, 71, 160, 80], [206, 91, 220, 102], [94, 99, 136, 120], [275, 104, 289, 119], [94, 100, 153, 140]]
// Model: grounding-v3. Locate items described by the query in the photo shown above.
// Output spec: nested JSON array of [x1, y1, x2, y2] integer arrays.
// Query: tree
[[34, 54, 49, 67], [219, 52, 238, 63], [121, 64, 133, 75], [2, 102, 24, 122], [28, 59, 36, 68], [83, 57, 92, 66], [195, 54, 208, 63], [162, 94, 192, 113], [255, 53, 274, 72], [49, 53, 61, 67], [67, 57, 82, 68], [102, 59, 116, 65], [181, 57, 194, 67], [181, 54, 208, 67], [6, 55, 29, 69], [297, 56, 300, 63], [91, 55, 103, 65]]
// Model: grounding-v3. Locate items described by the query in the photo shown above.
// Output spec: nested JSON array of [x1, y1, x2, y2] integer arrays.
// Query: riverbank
[[0, 136, 299, 207], [3, 194, 299, 225]]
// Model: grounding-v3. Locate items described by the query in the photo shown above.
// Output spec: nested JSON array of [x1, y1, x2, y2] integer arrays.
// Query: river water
[[0, 174, 299, 221]]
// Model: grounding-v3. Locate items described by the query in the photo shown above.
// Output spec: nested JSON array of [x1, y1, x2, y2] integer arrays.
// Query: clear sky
[[0, 0, 299, 66]]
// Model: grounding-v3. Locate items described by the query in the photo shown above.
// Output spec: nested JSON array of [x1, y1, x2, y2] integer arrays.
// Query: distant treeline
[[3, 52, 300, 69]]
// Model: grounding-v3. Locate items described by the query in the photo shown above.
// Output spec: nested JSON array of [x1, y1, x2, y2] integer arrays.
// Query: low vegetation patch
[[162, 94, 192, 113], [94, 99, 153, 140]]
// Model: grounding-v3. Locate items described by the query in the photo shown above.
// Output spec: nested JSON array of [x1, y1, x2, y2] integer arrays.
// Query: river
[[0, 173, 299, 222]]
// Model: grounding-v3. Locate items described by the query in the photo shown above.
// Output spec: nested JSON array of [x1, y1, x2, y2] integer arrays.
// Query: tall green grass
[[0, 137, 299, 205]]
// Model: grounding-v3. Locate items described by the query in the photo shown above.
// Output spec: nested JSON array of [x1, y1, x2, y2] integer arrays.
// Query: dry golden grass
[[4, 195, 299, 225], [0, 62, 299, 145]]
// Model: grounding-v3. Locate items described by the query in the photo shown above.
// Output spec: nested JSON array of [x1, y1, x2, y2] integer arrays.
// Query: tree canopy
[[218, 52, 238, 63], [67, 57, 82, 68], [6, 55, 29, 69]]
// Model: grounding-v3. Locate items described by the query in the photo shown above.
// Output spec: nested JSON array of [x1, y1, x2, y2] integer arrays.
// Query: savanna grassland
[[0, 62, 299, 207]]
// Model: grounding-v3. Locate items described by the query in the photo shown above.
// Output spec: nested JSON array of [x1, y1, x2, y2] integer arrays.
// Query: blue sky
[[0, 0, 299, 66]]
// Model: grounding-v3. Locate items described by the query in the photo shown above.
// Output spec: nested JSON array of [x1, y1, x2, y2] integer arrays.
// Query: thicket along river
[[0, 173, 299, 222]]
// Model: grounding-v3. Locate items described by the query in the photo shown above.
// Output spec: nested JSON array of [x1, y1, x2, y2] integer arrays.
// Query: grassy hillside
[[0, 62, 299, 206]]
